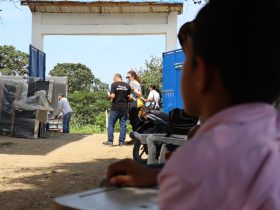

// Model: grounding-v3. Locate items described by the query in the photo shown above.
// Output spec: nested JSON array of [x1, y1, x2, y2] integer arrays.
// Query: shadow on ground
[[0, 133, 87, 155], [0, 158, 120, 210]]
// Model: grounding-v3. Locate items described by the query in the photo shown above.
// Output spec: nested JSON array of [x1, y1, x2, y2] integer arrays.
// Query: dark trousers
[[63, 112, 72, 133], [45, 123, 50, 131], [107, 110, 128, 143], [129, 101, 140, 131]]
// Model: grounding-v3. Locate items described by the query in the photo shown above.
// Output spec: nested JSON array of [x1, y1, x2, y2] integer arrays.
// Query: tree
[[0, 45, 29, 76], [92, 77, 109, 92], [138, 56, 162, 97], [49, 63, 95, 92], [68, 90, 111, 126], [49, 62, 111, 132]]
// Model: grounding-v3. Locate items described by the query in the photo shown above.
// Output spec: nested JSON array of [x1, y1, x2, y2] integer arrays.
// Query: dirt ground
[[0, 133, 133, 210]]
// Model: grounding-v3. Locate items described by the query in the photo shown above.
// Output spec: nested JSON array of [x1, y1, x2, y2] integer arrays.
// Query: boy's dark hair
[[192, 0, 280, 104], [178, 22, 193, 49]]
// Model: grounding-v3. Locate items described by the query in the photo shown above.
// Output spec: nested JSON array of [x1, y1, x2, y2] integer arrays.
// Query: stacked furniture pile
[[0, 76, 53, 138], [0, 77, 28, 135]]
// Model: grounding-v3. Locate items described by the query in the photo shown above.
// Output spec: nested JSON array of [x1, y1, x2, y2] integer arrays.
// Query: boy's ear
[[194, 56, 212, 93]]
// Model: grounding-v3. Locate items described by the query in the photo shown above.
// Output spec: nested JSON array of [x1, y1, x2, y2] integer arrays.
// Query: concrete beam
[[31, 11, 178, 52]]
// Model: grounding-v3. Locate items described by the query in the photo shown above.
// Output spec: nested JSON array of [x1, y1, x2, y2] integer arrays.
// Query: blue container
[[162, 49, 185, 113]]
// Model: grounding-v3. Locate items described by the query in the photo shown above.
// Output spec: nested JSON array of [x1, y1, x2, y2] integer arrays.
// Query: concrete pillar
[[32, 13, 44, 50], [166, 12, 178, 51]]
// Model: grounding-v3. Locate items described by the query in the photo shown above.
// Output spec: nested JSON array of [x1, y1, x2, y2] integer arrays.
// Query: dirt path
[[0, 133, 133, 210]]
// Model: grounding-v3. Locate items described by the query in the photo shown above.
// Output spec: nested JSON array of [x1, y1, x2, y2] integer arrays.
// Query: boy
[[107, 0, 280, 209]]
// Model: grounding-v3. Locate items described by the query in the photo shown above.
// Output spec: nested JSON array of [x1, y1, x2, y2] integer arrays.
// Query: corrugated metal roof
[[21, 0, 183, 14], [22, 0, 183, 3]]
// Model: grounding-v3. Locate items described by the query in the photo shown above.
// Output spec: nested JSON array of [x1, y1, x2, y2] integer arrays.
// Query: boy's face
[[181, 39, 201, 116]]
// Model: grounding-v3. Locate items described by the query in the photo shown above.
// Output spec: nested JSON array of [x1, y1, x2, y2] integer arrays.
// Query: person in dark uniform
[[103, 73, 132, 146]]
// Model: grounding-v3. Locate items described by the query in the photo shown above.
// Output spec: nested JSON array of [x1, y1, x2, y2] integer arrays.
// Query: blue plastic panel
[[29, 46, 38, 78], [162, 49, 185, 113], [38, 51, 46, 80], [29, 45, 46, 80]]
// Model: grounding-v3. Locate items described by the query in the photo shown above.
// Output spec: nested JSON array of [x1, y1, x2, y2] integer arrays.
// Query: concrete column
[[166, 12, 178, 51], [32, 13, 44, 50]]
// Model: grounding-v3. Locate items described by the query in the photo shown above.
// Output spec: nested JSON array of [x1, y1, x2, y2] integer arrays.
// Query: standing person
[[144, 85, 160, 110], [103, 73, 132, 147], [56, 94, 73, 133], [126, 70, 142, 131]]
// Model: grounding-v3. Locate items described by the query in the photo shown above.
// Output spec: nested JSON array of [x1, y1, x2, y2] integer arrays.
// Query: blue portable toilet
[[162, 49, 185, 113]]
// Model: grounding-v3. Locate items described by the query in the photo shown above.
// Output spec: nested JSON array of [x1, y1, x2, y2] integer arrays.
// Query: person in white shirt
[[126, 70, 142, 131], [144, 85, 160, 110], [56, 94, 73, 133]]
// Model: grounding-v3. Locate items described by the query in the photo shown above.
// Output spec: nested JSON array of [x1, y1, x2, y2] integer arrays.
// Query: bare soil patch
[[0, 133, 132, 210]]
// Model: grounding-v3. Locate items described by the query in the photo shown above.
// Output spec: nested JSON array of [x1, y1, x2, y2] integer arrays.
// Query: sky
[[0, 0, 203, 84]]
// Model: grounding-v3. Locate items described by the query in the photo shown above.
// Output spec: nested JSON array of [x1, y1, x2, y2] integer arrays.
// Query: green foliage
[[49, 63, 112, 133], [49, 63, 95, 92], [71, 118, 104, 134], [69, 95, 132, 134], [69, 90, 110, 134], [0, 45, 29, 76], [71, 113, 133, 134], [68, 90, 111, 126], [92, 77, 109, 91], [48, 57, 159, 134], [68, 90, 133, 134], [71, 124, 102, 134], [138, 56, 162, 97]]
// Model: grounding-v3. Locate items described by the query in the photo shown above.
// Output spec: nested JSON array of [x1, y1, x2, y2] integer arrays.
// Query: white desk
[[133, 132, 187, 165], [54, 187, 158, 210], [146, 135, 187, 164]]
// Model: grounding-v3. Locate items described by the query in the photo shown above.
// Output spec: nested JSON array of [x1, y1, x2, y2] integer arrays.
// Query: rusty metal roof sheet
[[21, 0, 183, 14]]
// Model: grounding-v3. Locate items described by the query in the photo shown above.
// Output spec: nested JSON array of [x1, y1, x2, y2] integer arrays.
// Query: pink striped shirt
[[158, 103, 280, 210]]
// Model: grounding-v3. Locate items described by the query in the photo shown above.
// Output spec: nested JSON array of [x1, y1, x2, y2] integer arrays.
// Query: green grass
[[70, 122, 133, 135], [71, 124, 104, 134]]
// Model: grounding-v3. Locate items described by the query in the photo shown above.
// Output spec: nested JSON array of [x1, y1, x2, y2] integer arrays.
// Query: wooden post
[[105, 110, 108, 129]]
